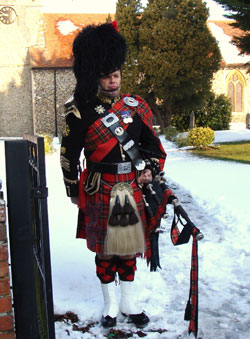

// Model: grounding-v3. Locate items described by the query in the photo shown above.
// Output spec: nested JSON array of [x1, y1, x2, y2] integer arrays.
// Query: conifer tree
[[106, 13, 112, 23], [138, 0, 221, 127], [115, 0, 143, 93], [214, 0, 250, 57]]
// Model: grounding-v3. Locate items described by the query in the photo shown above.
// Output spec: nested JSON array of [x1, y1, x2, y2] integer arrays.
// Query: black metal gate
[[5, 135, 55, 339]]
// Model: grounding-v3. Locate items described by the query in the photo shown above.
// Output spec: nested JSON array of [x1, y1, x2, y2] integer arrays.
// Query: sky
[[41, 0, 229, 20]]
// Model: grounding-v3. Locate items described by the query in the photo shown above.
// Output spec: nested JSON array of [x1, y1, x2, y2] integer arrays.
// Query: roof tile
[[30, 13, 114, 68]]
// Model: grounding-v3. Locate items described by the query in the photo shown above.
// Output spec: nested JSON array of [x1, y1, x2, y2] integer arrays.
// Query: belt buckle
[[117, 162, 131, 174]]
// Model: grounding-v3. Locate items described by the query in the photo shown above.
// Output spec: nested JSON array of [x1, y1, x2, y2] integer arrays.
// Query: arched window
[[227, 71, 245, 112]]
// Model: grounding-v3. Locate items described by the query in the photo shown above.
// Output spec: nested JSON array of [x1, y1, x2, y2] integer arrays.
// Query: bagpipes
[[140, 148, 203, 338]]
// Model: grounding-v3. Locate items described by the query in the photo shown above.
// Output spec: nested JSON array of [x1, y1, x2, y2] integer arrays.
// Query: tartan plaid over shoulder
[[83, 94, 166, 168]]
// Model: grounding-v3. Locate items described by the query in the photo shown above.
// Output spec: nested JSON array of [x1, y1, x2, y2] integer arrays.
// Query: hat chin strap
[[98, 85, 120, 98], [102, 87, 119, 93]]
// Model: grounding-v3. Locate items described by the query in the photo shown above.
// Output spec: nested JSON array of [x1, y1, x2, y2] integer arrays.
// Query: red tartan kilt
[[76, 171, 147, 254]]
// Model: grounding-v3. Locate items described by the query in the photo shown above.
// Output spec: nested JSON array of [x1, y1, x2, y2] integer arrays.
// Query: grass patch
[[190, 140, 250, 164]]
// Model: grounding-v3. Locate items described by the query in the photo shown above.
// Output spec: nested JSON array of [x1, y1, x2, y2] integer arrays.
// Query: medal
[[123, 117, 131, 124], [121, 110, 133, 124], [123, 96, 138, 107]]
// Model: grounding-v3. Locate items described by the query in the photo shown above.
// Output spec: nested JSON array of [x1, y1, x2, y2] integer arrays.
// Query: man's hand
[[71, 196, 79, 205], [138, 169, 153, 184]]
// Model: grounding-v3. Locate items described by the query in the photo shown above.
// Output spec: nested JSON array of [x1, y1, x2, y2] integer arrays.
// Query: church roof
[[208, 20, 250, 66], [29, 14, 250, 68], [29, 13, 114, 68]]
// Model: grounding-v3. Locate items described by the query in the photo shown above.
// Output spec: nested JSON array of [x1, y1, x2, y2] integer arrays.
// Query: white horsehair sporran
[[104, 182, 145, 255]]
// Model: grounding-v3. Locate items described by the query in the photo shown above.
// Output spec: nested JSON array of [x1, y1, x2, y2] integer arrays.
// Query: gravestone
[[246, 113, 250, 129], [190, 111, 195, 129]]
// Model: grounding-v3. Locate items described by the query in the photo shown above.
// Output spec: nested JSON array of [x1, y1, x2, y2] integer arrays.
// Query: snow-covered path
[[163, 139, 250, 339], [1, 128, 250, 338], [47, 133, 250, 339]]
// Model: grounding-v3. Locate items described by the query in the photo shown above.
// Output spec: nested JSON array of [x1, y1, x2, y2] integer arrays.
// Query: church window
[[227, 71, 244, 112]]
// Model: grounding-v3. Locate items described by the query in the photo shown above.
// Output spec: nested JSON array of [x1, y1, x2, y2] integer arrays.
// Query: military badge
[[61, 146, 66, 155], [123, 96, 138, 107], [63, 124, 70, 137], [95, 105, 106, 115]]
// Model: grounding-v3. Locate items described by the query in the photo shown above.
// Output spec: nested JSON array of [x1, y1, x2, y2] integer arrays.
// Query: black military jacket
[[60, 95, 164, 197]]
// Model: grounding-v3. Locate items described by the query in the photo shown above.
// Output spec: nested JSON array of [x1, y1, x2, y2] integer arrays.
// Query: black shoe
[[122, 312, 150, 327], [101, 315, 117, 328]]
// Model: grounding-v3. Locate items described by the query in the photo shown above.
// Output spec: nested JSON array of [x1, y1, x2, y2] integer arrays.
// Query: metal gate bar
[[5, 136, 55, 339]]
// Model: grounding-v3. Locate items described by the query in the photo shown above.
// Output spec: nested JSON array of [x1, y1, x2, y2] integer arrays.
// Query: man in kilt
[[60, 22, 174, 328]]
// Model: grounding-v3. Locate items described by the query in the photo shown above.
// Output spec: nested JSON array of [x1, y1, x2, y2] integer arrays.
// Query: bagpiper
[[60, 21, 175, 328]]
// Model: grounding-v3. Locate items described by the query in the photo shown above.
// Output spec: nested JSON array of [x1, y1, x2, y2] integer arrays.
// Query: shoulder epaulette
[[63, 96, 81, 119]]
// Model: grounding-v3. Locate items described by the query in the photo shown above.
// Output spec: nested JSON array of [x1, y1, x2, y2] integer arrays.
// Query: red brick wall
[[0, 194, 15, 339]]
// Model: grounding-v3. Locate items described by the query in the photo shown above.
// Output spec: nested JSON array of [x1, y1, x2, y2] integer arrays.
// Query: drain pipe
[[54, 69, 58, 137]]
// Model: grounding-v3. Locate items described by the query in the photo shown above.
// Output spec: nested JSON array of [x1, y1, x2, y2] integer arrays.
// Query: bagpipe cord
[[171, 215, 199, 338]]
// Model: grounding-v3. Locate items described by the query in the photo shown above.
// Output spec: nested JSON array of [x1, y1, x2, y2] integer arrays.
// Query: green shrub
[[171, 93, 232, 131], [188, 127, 215, 149], [171, 112, 190, 132], [175, 134, 189, 148], [195, 94, 232, 130], [164, 125, 178, 141]]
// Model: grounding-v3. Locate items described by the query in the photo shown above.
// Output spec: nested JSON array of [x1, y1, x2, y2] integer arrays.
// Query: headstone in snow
[[246, 113, 250, 129], [190, 111, 195, 129]]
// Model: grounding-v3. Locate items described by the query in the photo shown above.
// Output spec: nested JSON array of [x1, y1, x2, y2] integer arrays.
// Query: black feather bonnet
[[73, 22, 127, 105]]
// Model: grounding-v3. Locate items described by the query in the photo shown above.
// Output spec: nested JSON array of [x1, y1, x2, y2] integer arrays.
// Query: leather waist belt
[[87, 160, 133, 174]]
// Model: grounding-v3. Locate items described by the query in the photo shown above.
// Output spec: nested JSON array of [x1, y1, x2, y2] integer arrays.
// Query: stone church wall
[[32, 68, 75, 137], [0, 0, 43, 137]]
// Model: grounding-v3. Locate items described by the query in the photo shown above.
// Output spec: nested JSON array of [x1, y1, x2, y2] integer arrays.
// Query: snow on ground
[[0, 128, 250, 338]]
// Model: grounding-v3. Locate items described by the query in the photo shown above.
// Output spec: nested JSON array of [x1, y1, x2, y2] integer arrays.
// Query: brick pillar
[[0, 185, 15, 339]]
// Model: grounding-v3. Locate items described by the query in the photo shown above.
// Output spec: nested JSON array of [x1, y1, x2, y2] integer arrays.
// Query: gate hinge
[[32, 186, 48, 199]]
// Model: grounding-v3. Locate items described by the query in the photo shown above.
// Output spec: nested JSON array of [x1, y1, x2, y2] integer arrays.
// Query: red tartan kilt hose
[[76, 170, 148, 254]]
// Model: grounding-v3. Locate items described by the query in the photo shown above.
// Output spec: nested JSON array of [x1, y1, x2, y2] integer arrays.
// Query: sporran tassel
[[123, 195, 139, 225], [129, 212, 139, 225], [119, 214, 129, 226], [113, 194, 123, 215], [108, 195, 122, 226], [108, 214, 120, 226], [123, 195, 134, 214]]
